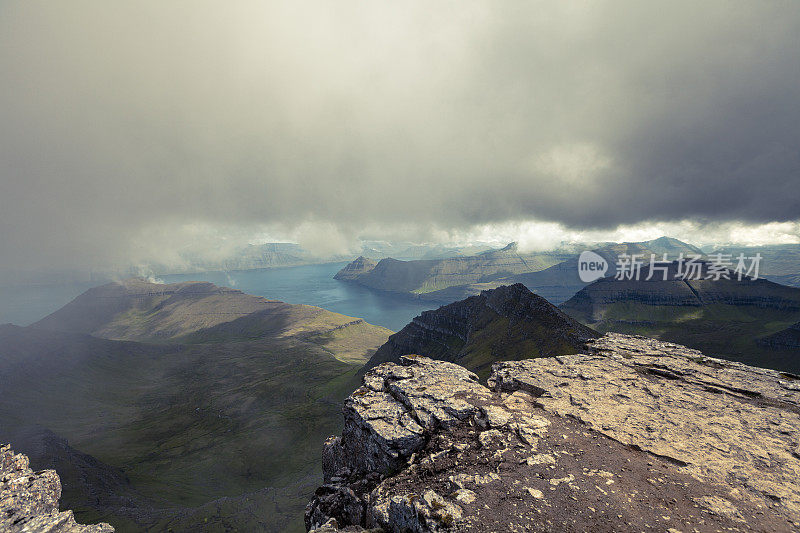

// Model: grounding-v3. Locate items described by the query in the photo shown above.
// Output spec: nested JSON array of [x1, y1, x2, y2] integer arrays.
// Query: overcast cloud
[[1, 1, 799, 273]]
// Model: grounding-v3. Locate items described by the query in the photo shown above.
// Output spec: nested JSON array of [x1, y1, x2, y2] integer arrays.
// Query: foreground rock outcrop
[[306, 333, 800, 532], [1, 444, 114, 532]]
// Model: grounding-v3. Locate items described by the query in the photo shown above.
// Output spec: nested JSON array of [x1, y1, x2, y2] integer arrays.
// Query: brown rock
[[1, 444, 114, 532], [307, 335, 800, 531]]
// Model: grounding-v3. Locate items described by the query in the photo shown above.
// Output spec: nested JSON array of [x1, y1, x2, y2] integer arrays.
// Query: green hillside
[[1, 279, 391, 532], [560, 270, 800, 373]]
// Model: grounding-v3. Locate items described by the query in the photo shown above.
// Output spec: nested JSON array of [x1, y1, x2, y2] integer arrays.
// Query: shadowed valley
[[0, 279, 392, 532]]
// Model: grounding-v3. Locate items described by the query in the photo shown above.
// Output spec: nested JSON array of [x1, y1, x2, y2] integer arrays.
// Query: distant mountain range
[[702, 243, 800, 287], [0, 279, 392, 532], [355, 270, 799, 379], [334, 242, 569, 297], [559, 262, 800, 373], [335, 236, 715, 304], [137, 241, 505, 278], [333, 237, 800, 375], [183, 242, 321, 272], [365, 283, 599, 378], [508, 236, 706, 304]]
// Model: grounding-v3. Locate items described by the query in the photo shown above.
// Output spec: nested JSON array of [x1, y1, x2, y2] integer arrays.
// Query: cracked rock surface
[[1, 444, 114, 532], [307, 334, 800, 532]]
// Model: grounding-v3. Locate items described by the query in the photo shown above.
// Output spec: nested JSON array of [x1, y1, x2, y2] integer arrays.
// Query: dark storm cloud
[[1, 1, 799, 271]]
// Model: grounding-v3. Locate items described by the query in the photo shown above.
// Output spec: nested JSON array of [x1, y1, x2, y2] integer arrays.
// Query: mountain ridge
[[33, 278, 392, 363], [365, 283, 599, 378], [559, 262, 800, 373]]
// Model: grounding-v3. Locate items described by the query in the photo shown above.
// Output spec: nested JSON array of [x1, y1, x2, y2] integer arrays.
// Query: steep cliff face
[[1, 444, 114, 532], [365, 284, 599, 377], [306, 334, 800, 532]]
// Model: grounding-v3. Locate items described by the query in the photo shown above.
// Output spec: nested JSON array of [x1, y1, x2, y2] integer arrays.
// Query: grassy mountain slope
[[2, 425, 154, 531], [560, 266, 800, 373], [33, 278, 391, 363], [2, 279, 392, 532], [333, 256, 378, 281], [365, 284, 599, 378], [0, 325, 363, 532]]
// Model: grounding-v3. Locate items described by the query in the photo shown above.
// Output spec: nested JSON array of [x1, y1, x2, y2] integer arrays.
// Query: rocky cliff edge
[[306, 333, 800, 532], [1, 444, 114, 532]]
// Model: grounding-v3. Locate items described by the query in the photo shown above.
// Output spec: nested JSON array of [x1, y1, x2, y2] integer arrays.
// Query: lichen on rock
[[306, 334, 800, 532], [1, 444, 114, 532]]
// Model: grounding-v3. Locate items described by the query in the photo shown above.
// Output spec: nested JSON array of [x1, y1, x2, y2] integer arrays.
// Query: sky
[[1, 1, 799, 276]]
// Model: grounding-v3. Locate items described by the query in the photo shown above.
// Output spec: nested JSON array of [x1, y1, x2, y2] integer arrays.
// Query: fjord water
[[0, 263, 437, 331], [0, 280, 101, 327], [1, 262, 434, 331], [215, 263, 436, 330], [161, 262, 435, 331]]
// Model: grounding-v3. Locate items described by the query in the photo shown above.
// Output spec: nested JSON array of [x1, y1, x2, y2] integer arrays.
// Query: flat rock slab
[[493, 333, 800, 519], [308, 334, 800, 532]]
